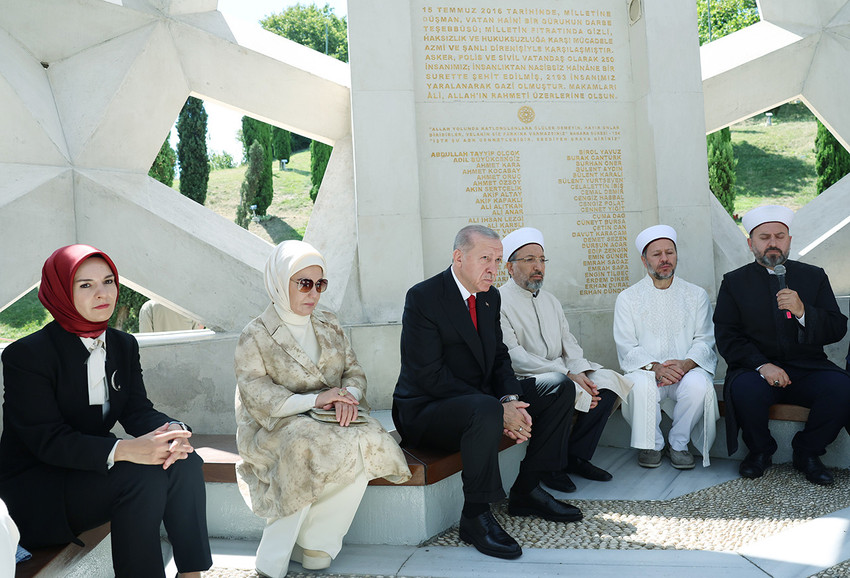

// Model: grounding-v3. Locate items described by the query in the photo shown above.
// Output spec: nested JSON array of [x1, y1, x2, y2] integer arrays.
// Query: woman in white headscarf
[[234, 240, 410, 578]]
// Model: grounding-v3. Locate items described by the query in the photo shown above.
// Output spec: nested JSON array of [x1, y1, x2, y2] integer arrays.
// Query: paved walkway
[[194, 446, 850, 578]]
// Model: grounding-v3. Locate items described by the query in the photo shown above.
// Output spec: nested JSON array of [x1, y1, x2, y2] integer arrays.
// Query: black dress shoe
[[458, 510, 522, 559], [508, 484, 583, 523], [568, 457, 613, 482], [793, 452, 834, 486], [739, 452, 772, 479], [540, 470, 576, 493]]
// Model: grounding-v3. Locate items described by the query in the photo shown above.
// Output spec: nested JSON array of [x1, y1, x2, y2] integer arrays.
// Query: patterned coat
[[234, 305, 410, 519]]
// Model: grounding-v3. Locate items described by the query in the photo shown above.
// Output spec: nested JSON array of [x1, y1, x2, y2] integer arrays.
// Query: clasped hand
[[114, 422, 194, 470], [503, 400, 532, 444], [652, 359, 695, 387], [569, 371, 600, 409], [316, 388, 360, 427]]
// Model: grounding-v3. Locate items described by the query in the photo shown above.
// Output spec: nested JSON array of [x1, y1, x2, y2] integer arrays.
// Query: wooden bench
[[15, 523, 110, 578], [193, 433, 515, 487], [717, 401, 810, 423]]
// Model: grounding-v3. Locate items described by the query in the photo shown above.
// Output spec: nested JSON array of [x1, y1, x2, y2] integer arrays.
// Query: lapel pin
[[110, 371, 121, 391]]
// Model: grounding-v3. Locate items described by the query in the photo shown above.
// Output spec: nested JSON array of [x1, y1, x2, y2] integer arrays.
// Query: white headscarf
[[264, 240, 326, 326]]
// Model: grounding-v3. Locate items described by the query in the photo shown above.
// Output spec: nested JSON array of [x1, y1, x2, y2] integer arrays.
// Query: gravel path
[[202, 464, 850, 577]]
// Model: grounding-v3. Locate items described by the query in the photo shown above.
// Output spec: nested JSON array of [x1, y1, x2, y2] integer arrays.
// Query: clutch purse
[[308, 408, 370, 425]]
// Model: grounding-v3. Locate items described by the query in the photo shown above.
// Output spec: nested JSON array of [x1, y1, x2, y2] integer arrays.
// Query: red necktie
[[467, 295, 478, 330]]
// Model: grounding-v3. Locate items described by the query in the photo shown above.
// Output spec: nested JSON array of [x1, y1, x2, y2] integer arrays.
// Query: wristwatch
[[500, 394, 520, 403], [643, 363, 655, 371], [168, 420, 189, 431]]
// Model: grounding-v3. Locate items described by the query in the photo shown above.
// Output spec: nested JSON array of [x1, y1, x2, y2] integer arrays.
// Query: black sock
[[462, 501, 489, 518]]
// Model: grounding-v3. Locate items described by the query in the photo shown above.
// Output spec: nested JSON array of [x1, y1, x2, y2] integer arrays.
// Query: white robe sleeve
[[501, 307, 569, 376]]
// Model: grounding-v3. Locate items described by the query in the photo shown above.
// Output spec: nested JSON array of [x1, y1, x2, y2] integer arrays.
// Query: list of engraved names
[[562, 147, 628, 295], [420, 4, 617, 102]]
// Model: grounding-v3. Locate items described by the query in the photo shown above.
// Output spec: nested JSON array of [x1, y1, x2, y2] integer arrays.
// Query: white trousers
[[621, 368, 718, 466], [255, 451, 368, 578], [0, 498, 19, 578]]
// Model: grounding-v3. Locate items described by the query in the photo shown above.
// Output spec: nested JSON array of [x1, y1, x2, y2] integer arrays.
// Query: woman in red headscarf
[[0, 245, 211, 578]]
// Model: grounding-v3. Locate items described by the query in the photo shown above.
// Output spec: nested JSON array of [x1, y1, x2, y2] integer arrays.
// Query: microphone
[[774, 264, 792, 319]]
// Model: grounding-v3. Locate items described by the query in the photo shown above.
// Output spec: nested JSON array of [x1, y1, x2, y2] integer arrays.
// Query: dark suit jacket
[[392, 267, 522, 447], [713, 260, 849, 453], [0, 321, 174, 545]]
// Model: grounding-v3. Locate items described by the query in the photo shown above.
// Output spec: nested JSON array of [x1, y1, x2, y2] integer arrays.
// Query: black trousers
[[64, 452, 212, 578], [729, 367, 850, 456], [414, 375, 575, 503], [570, 388, 618, 462]]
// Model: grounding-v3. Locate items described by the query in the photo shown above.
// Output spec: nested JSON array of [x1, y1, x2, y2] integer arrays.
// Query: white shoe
[[291, 544, 332, 570]]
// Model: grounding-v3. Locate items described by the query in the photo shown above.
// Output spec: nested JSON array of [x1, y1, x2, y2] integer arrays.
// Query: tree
[[240, 116, 274, 215], [260, 4, 348, 62], [237, 141, 265, 229], [261, 5, 348, 202], [310, 140, 332, 203], [696, 0, 760, 45], [815, 120, 850, 195], [148, 135, 176, 187], [110, 287, 147, 333], [706, 127, 737, 215], [176, 96, 210, 205], [271, 127, 292, 168], [209, 150, 235, 171]]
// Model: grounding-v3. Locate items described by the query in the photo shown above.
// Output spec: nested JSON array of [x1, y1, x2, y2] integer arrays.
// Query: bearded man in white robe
[[613, 225, 718, 469], [499, 228, 633, 488]]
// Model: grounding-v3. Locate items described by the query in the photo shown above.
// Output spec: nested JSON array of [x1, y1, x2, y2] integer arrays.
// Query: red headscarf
[[38, 244, 120, 338]]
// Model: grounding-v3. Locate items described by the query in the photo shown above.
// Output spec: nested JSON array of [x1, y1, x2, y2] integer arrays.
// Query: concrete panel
[[136, 332, 239, 434], [304, 135, 357, 314], [702, 27, 816, 131], [356, 212, 425, 323], [566, 309, 619, 372], [72, 169, 271, 333], [348, 324, 403, 410], [710, 195, 751, 286], [802, 33, 850, 150], [642, 0, 702, 94], [0, 0, 155, 64], [658, 204, 716, 298], [791, 175, 850, 295], [758, 0, 848, 32], [351, 90, 420, 216], [0, 166, 75, 309], [73, 23, 190, 171], [0, 28, 68, 165], [171, 15, 351, 144], [348, 0, 416, 92]]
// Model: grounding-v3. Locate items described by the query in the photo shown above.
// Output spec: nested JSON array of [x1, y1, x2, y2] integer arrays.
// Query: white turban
[[502, 227, 545, 261], [742, 205, 794, 235], [264, 240, 326, 325], [635, 224, 677, 254]]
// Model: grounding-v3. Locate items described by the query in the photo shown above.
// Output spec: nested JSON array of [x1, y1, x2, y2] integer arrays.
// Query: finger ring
[[518, 427, 523, 432], [339, 387, 348, 396], [773, 380, 779, 386]]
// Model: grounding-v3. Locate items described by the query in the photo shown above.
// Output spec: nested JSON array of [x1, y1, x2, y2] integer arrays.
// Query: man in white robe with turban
[[499, 227, 632, 488], [613, 225, 718, 469]]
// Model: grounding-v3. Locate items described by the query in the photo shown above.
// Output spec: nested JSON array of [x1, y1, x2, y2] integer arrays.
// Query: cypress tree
[[706, 127, 737, 216], [176, 97, 210, 205], [815, 119, 850, 195], [236, 141, 264, 229], [310, 141, 333, 203], [240, 117, 274, 215], [148, 135, 176, 187]]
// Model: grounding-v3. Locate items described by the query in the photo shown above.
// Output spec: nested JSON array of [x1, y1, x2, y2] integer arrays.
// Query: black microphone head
[[774, 264, 786, 276]]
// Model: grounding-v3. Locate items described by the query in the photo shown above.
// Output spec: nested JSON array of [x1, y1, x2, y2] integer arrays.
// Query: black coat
[[392, 267, 522, 447], [0, 321, 174, 545], [714, 260, 849, 454]]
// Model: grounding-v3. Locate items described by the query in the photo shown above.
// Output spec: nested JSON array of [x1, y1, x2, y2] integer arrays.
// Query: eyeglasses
[[508, 256, 549, 265], [291, 278, 329, 293]]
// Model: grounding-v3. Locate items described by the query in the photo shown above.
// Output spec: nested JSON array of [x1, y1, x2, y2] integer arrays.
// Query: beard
[[517, 274, 544, 293], [647, 264, 675, 281], [754, 247, 788, 268]]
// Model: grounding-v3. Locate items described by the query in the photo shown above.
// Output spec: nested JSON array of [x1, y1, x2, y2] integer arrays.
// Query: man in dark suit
[[714, 205, 850, 486], [393, 225, 581, 560]]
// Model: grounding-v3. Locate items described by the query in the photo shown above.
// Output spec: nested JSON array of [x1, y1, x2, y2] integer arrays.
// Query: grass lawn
[[179, 147, 315, 244], [730, 102, 818, 217], [0, 289, 52, 342]]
